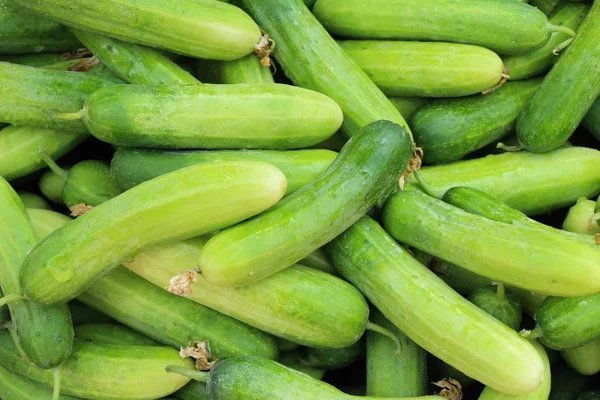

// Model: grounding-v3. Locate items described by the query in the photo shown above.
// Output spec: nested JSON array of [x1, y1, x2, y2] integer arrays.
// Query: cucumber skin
[[389, 97, 429, 119], [175, 381, 210, 400], [313, 0, 550, 55], [561, 338, 600, 375], [63, 160, 121, 208], [582, 98, 600, 141], [278, 352, 326, 380], [199, 120, 412, 286], [529, 0, 561, 15], [411, 79, 541, 164], [517, 1, 600, 152], [67, 301, 114, 326], [0, 288, 8, 325], [75, 323, 160, 346], [339, 41, 504, 98], [326, 216, 544, 395], [468, 286, 522, 331], [20, 161, 287, 305], [12, 0, 261, 61], [196, 53, 274, 84], [83, 84, 343, 149], [18, 191, 51, 210], [0, 363, 82, 400], [110, 147, 337, 196], [0, 52, 89, 69], [297, 339, 364, 370], [71, 29, 200, 85], [562, 197, 600, 235], [236, 0, 411, 138]]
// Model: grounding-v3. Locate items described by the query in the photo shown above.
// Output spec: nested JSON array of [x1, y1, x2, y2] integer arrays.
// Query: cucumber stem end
[[366, 321, 403, 355], [166, 365, 210, 383], [0, 293, 24, 307]]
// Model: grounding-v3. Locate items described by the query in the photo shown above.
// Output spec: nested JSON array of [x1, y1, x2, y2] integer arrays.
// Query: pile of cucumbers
[[1, 0, 600, 399]]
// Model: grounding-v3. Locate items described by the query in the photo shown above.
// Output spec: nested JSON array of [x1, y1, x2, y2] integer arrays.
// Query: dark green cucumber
[[468, 285, 522, 331], [18, 191, 51, 210], [367, 308, 427, 397], [0, 363, 81, 400], [295, 339, 364, 370], [75, 323, 161, 346], [325, 216, 544, 394], [389, 97, 429, 120], [582, 97, 600, 141], [549, 361, 591, 400], [561, 338, 600, 375], [67, 301, 114, 326], [174, 381, 210, 400], [0, 288, 8, 326], [411, 78, 541, 164], [429, 356, 476, 390], [71, 29, 200, 84], [579, 392, 600, 400], [196, 53, 274, 84], [562, 197, 600, 235], [274, 338, 300, 352], [235, 0, 411, 138], [199, 120, 412, 286], [516, 1, 600, 152], [110, 147, 337, 196], [0, 51, 92, 70], [313, 0, 557, 55], [278, 352, 326, 380], [0, 62, 120, 133]]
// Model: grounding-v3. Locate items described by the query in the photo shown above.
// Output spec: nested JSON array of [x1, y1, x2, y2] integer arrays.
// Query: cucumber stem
[[520, 325, 543, 340], [166, 365, 210, 383], [38, 149, 68, 180], [413, 170, 444, 200], [365, 322, 402, 355], [496, 142, 523, 152], [553, 37, 574, 55], [52, 367, 62, 400], [547, 23, 577, 38], [54, 110, 84, 121], [5, 323, 29, 360], [495, 283, 506, 301], [0, 293, 23, 307]]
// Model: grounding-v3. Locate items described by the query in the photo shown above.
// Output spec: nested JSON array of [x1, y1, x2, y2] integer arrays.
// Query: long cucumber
[[0, 364, 81, 400]]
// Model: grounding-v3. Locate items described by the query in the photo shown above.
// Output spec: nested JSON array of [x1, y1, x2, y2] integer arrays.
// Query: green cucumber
[[0, 288, 8, 325], [0, 177, 73, 369], [0, 62, 120, 133], [21, 161, 287, 304], [71, 29, 200, 84], [562, 197, 600, 235], [0, 51, 92, 70], [549, 362, 591, 400], [274, 338, 300, 352], [582, 97, 600, 141], [410, 78, 541, 164], [26, 208, 72, 239], [0, 330, 192, 399], [235, 0, 411, 138], [12, 0, 261, 61], [516, 1, 600, 152], [468, 285, 523, 331], [503, 2, 590, 80], [389, 97, 429, 120], [313, 0, 560, 55], [278, 352, 326, 380], [75, 323, 160, 346], [579, 392, 600, 400], [339, 41, 505, 97], [196, 53, 274, 84], [199, 120, 412, 286], [325, 216, 545, 395], [110, 147, 337, 196], [62, 160, 121, 211], [561, 338, 600, 375], [297, 248, 337, 275], [530, 0, 561, 15], [38, 166, 68, 205], [67, 301, 114, 326], [69, 83, 342, 149], [0, 363, 81, 400], [18, 191, 51, 210], [367, 308, 427, 397], [294, 340, 364, 370], [174, 381, 210, 400]]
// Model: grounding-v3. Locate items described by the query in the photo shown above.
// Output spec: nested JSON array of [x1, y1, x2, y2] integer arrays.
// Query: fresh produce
[[561, 338, 600, 376], [562, 197, 600, 235], [74, 323, 161, 346], [17, 191, 51, 210], [583, 98, 600, 141], [38, 167, 68, 204], [469, 285, 523, 331], [548, 361, 591, 400], [0, 363, 81, 400], [196, 53, 274, 84]]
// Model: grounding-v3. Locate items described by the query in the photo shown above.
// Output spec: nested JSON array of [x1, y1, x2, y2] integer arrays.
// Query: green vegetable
[[297, 248, 337, 275], [0, 363, 81, 400], [278, 352, 326, 380], [0, 51, 92, 70], [549, 361, 591, 400], [67, 301, 113, 326], [0, 288, 8, 326], [174, 381, 210, 400], [294, 339, 364, 370], [389, 97, 429, 119], [561, 338, 600, 375], [196, 53, 274, 84], [75, 323, 160, 346], [468, 285, 523, 331], [17, 191, 51, 210], [529, 0, 561, 15], [38, 167, 67, 204], [562, 197, 600, 235], [582, 98, 600, 141]]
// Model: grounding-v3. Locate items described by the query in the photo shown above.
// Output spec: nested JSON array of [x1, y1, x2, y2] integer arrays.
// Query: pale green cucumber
[[562, 197, 600, 235], [18, 191, 51, 210], [561, 338, 600, 375], [389, 97, 429, 120]]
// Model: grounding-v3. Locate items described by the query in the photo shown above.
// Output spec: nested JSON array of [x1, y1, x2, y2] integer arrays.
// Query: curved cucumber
[[313, 0, 553, 55], [561, 338, 600, 375], [110, 147, 337, 196], [12, 0, 261, 61], [582, 98, 600, 141], [20, 161, 287, 304], [199, 120, 412, 286], [516, 1, 600, 152], [0, 363, 81, 400], [75, 323, 160, 346], [196, 53, 274, 84], [76, 84, 342, 149], [326, 216, 544, 395], [174, 381, 210, 400], [18, 191, 51, 210], [61, 160, 122, 211], [468, 285, 522, 331], [562, 197, 600, 235], [410, 79, 541, 164], [339, 41, 504, 97], [530, 0, 561, 15], [389, 97, 429, 119]]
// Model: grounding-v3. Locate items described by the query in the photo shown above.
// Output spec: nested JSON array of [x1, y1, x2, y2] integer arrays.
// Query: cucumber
[[67, 301, 114, 327], [0, 177, 73, 369], [429, 356, 476, 390], [199, 120, 412, 286], [110, 147, 337, 196], [325, 216, 545, 395], [0, 51, 92, 69], [39, 167, 68, 205], [75, 323, 160, 346], [313, 0, 557, 55], [17, 191, 51, 210], [20, 161, 287, 305], [294, 340, 364, 370], [389, 97, 429, 120], [579, 393, 600, 400], [516, 1, 600, 152], [0, 0, 80, 54], [70, 83, 343, 149], [0, 363, 81, 400], [196, 53, 274, 84], [297, 248, 337, 275], [275, 338, 300, 352], [468, 285, 523, 331], [367, 308, 427, 397], [503, 3, 590, 80], [26, 208, 72, 239], [71, 29, 200, 84], [235, 0, 411, 138], [278, 352, 326, 380], [549, 362, 591, 400], [562, 197, 600, 235], [12, 0, 261, 61], [530, 0, 561, 15], [0, 288, 8, 326], [410, 78, 541, 164], [561, 338, 600, 375], [0, 62, 120, 133], [339, 41, 505, 97], [174, 381, 210, 400], [582, 97, 600, 141], [0, 330, 192, 399]]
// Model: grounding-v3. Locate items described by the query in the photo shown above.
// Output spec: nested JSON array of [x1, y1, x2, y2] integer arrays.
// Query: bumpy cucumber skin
[[517, 1, 600, 152], [63, 160, 121, 208], [110, 147, 337, 196], [562, 338, 600, 375], [468, 286, 522, 331], [75, 323, 161, 346], [83, 84, 343, 149], [175, 381, 211, 400], [411, 79, 541, 164], [236, 0, 411, 138], [72, 29, 200, 85], [0, 331, 192, 399], [67, 301, 114, 327], [582, 97, 600, 141], [18, 191, 51, 210], [326, 216, 544, 395], [0, 177, 73, 369], [12, 0, 261, 61], [340, 41, 504, 97], [562, 197, 600, 235], [0, 62, 119, 133], [21, 161, 287, 304], [196, 53, 274, 84], [367, 308, 427, 397], [503, 3, 590, 80], [389, 97, 429, 119], [313, 0, 550, 55], [199, 120, 412, 286], [0, 363, 82, 400]]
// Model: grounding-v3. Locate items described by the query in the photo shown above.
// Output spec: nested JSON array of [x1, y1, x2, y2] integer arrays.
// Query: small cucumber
[[582, 97, 600, 141], [468, 285, 523, 331], [70, 83, 343, 149], [0, 330, 192, 399], [21, 161, 287, 304], [196, 53, 274, 84], [367, 308, 427, 397], [110, 147, 337, 196], [75, 323, 161, 346], [199, 120, 412, 286], [0, 363, 81, 400], [174, 381, 210, 400], [516, 1, 600, 152], [389, 97, 429, 120], [549, 362, 591, 400], [410, 78, 541, 164], [67, 301, 114, 326], [38, 166, 68, 205], [339, 40, 505, 97], [235, 0, 411, 138], [17, 191, 51, 210], [12, 0, 261, 61], [561, 338, 600, 375], [326, 216, 545, 395], [295, 340, 364, 370], [278, 352, 326, 380], [313, 0, 558, 55], [562, 197, 600, 235]]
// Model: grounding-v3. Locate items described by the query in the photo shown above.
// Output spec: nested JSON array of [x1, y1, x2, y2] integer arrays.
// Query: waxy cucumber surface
[[561, 338, 600, 376], [74, 323, 160, 346], [62, 160, 122, 209]]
